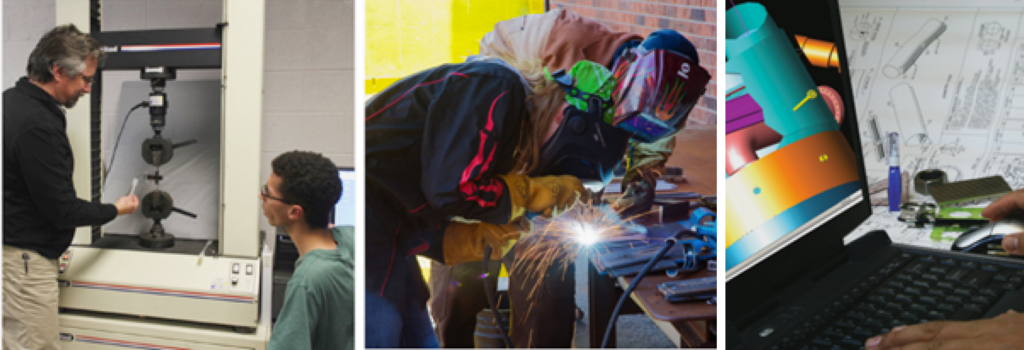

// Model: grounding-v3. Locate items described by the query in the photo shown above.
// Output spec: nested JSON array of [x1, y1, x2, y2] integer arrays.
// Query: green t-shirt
[[269, 226, 355, 350]]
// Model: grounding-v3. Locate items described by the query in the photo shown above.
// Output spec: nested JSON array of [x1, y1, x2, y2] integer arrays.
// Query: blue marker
[[888, 132, 901, 212]]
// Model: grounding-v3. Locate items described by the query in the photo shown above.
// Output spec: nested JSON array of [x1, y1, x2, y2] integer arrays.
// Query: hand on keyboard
[[982, 189, 1024, 256], [865, 309, 1024, 349]]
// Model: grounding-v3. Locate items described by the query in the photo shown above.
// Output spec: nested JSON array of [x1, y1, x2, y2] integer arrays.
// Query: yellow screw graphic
[[793, 89, 819, 111], [820, 154, 829, 162]]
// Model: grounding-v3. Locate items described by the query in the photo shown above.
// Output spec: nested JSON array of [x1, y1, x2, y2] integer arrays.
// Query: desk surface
[[620, 269, 717, 322]]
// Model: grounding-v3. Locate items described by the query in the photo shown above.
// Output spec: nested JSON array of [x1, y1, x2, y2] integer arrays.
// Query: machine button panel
[[232, 263, 240, 274], [58, 251, 71, 275], [246, 264, 253, 275]]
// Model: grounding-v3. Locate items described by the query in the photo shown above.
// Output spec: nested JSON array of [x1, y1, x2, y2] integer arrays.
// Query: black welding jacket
[[365, 61, 529, 308]]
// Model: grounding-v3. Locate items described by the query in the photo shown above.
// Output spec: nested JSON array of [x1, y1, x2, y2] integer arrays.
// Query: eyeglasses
[[80, 73, 94, 86], [260, 184, 295, 205]]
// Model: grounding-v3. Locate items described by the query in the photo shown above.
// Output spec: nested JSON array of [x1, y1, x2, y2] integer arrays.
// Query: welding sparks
[[507, 198, 646, 324]]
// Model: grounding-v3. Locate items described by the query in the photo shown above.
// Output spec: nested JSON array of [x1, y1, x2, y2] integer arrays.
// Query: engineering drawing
[[883, 19, 946, 78], [889, 83, 930, 145]]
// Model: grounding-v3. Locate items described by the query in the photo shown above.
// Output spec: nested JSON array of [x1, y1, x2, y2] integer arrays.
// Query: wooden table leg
[[589, 261, 617, 348]]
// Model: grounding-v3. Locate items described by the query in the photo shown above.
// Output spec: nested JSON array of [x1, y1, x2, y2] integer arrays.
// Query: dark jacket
[[365, 61, 528, 305], [4, 77, 117, 259]]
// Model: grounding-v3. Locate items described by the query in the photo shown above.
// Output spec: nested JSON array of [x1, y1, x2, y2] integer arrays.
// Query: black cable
[[103, 101, 147, 188], [601, 229, 689, 348], [483, 246, 513, 348]]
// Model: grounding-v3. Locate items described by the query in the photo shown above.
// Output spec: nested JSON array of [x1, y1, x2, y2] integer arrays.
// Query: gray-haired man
[[3, 24, 138, 349]]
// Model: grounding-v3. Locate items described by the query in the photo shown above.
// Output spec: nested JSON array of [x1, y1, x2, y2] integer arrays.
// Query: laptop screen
[[334, 168, 356, 227], [725, 1, 868, 280]]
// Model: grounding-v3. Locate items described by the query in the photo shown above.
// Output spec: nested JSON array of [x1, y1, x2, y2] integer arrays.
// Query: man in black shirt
[[3, 24, 138, 350]]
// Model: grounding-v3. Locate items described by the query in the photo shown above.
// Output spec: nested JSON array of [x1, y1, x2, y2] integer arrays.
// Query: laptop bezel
[[725, 0, 875, 327]]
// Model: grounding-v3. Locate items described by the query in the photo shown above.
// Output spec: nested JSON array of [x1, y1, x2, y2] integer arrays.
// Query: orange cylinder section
[[795, 35, 840, 71]]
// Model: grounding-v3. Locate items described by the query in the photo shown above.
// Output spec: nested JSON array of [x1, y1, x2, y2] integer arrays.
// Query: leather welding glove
[[613, 167, 657, 218], [443, 217, 532, 266], [498, 174, 590, 221]]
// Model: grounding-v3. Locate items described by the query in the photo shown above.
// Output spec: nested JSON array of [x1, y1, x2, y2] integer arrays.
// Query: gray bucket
[[474, 308, 510, 348]]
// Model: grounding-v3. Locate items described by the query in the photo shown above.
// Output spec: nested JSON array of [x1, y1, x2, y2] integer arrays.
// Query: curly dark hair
[[271, 151, 342, 229]]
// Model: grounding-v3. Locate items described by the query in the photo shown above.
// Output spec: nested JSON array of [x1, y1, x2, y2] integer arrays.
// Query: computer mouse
[[952, 219, 1024, 253]]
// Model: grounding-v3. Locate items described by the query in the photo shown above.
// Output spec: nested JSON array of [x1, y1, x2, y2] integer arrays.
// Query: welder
[[364, 8, 709, 348]]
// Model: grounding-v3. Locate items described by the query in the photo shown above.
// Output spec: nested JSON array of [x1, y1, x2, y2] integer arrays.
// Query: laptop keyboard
[[768, 251, 1024, 350]]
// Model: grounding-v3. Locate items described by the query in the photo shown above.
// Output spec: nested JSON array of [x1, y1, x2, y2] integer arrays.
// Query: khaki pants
[[3, 245, 60, 350]]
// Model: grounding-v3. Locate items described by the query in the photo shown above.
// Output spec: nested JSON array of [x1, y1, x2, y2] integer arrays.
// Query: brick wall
[[548, 0, 717, 128]]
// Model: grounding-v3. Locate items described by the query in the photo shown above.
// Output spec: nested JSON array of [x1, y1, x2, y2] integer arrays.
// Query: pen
[[888, 132, 901, 212]]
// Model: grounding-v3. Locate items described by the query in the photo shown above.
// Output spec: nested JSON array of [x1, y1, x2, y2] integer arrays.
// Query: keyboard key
[[945, 295, 965, 304], [895, 294, 914, 303], [835, 319, 856, 329], [978, 288, 1000, 297], [953, 288, 972, 296], [937, 281, 955, 289], [919, 275, 939, 283], [947, 268, 970, 282], [966, 296, 991, 307], [908, 304, 929, 313], [964, 303, 985, 311], [981, 264, 1000, 272], [937, 303, 957, 312], [961, 261, 978, 269], [823, 327, 845, 338], [857, 303, 878, 313], [930, 266, 949, 274], [846, 311, 867, 320], [864, 317, 884, 328], [896, 273, 914, 281], [921, 256, 937, 263], [927, 311, 948, 320], [877, 288, 896, 296], [886, 280, 906, 289], [906, 262, 930, 274], [853, 327, 874, 336], [811, 337, 832, 346], [899, 311, 921, 323], [1002, 281, 1022, 291], [919, 296, 938, 305], [940, 258, 957, 266], [927, 289, 947, 297], [994, 272, 1012, 282], [965, 270, 995, 287], [885, 302, 904, 312], [875, 310, 894, 319], [950, 308, 981, 321], [904, 287, 923, 296], [868, 295, 889, 304]]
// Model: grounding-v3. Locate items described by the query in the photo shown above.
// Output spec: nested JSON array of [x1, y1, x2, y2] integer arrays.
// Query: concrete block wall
[[3, 0, 56, 89], [548, 0, 718, 128]]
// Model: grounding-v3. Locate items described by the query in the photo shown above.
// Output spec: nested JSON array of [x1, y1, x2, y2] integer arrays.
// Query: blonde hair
[[493, 57, 566, 175]]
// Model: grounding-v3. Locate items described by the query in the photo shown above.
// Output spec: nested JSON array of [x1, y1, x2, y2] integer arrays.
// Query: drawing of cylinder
[[794, 35, 841, 71], [726, 3, 839, 149], [884, 19, 946, 78], [890, 83, 930, 145]]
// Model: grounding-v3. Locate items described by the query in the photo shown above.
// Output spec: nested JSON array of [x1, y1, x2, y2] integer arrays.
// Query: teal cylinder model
[[725, 3, 838, 148]]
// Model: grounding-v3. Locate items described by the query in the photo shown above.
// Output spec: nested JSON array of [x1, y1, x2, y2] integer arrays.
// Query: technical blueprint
[[839, 0, 1024, 247]]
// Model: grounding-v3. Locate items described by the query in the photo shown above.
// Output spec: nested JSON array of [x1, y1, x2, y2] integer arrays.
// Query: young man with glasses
[[260, 151, 353, 350], [3, 24, 139, 350]]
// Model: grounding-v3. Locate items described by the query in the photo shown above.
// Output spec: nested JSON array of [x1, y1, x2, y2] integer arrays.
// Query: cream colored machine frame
[[59, 0, 270, 348]]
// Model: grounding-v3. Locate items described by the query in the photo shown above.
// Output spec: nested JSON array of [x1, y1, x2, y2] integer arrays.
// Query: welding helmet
[[610, 46, 710, 143], [531, 61, 630, 190]]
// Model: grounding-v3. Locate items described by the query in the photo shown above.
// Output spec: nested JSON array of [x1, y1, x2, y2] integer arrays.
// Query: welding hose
[[601, 228, 688, 348], [482, 245, 513, 348]]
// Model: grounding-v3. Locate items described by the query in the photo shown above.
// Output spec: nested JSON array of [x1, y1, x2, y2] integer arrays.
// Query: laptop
[[724, 1, 1024, 349]]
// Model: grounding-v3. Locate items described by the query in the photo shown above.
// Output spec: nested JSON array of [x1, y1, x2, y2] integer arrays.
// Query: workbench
[[590, 127, 718, 348]]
